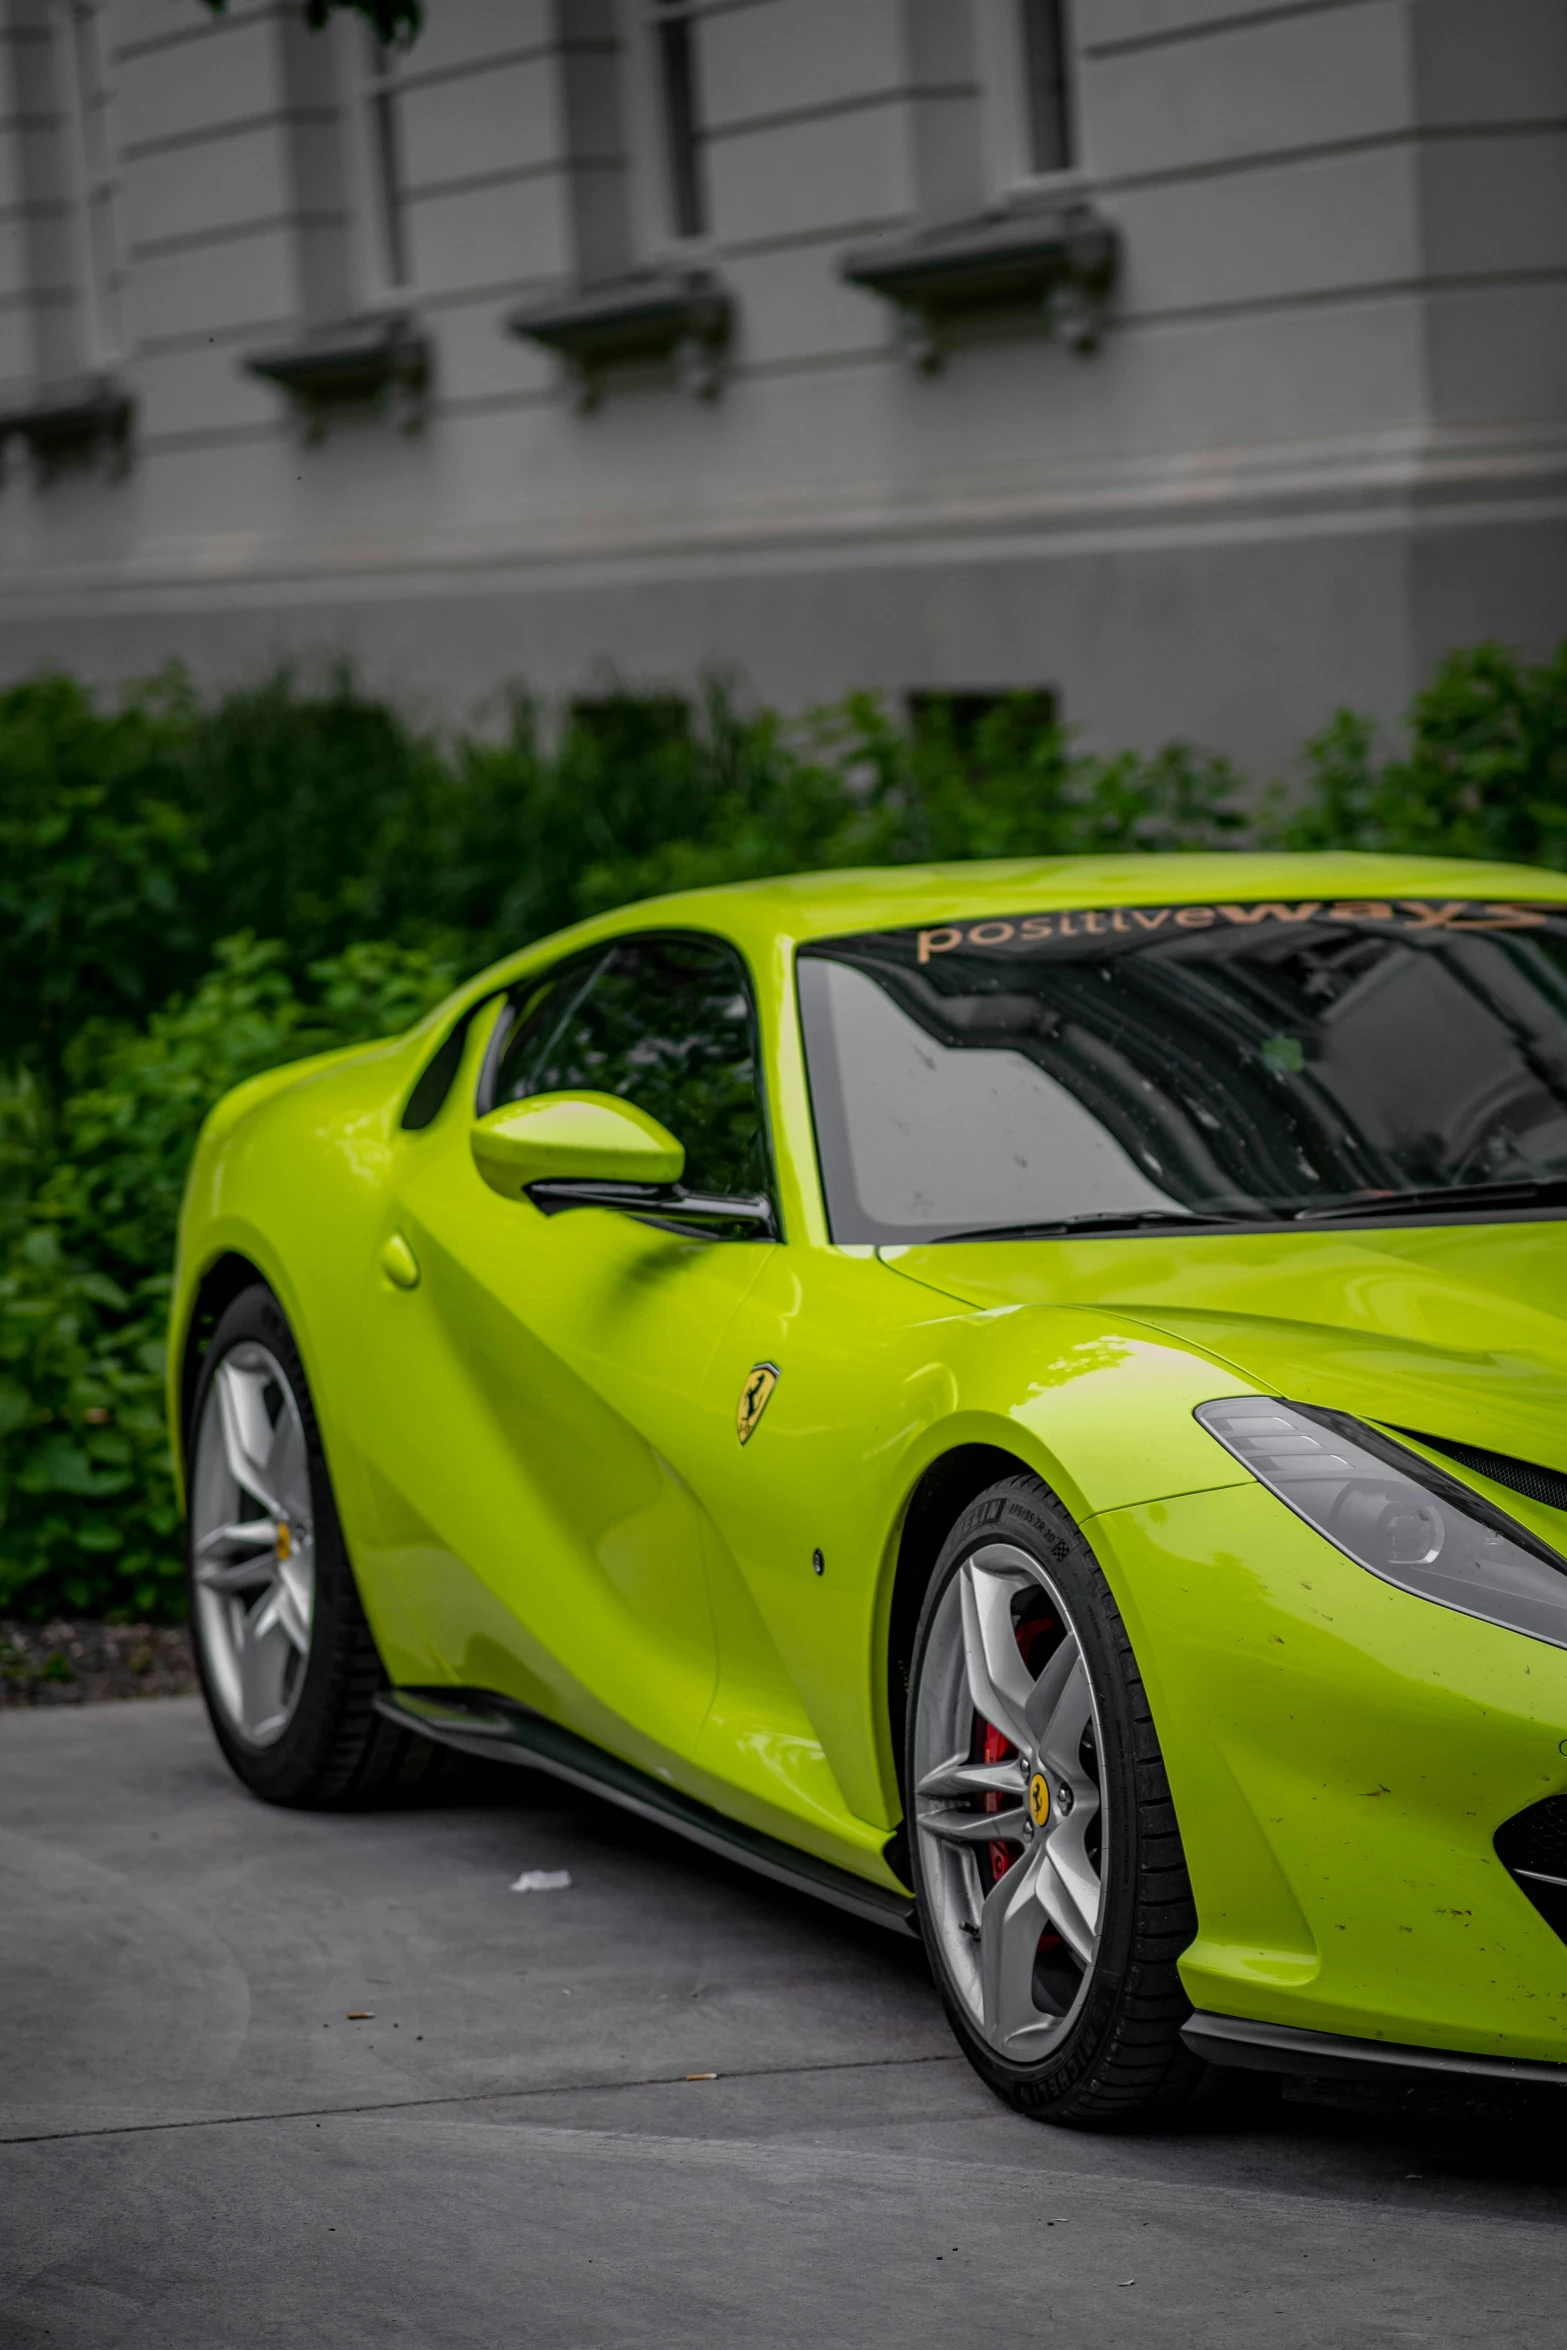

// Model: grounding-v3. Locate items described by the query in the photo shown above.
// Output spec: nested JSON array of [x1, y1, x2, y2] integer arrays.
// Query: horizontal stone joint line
[[128, 210, 347, 265], [717, 215, 909, 262], [114, 3, 273, 65], [1129, 261, 1567, 332], [707, 85, 979, 146], [389, 41, 564, 97], [122, 109, 337, 165], [1097, 116, 1567, 201], [406, 158, 574, 206], [0, 2050, 964, 2151], [1085, 0, 1383, 63], [10, 2077, 1567, 2239]]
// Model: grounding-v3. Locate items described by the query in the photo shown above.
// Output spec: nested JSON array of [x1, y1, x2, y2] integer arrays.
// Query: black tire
[[905, 1472, 1203, 2128], [186, 1283, 440, 1807]]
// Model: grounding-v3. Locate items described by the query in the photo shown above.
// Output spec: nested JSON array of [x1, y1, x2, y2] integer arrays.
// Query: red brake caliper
[[980, 1718, 1017, 1885]]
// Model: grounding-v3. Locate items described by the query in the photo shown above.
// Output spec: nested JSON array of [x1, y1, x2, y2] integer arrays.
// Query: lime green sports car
[[171, 853, 1567, 2125]]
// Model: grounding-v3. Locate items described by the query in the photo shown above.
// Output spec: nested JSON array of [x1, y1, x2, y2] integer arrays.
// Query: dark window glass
[[799, 899, 1567, 1244], [366, 36, 410, 288], [489, 935, 771, 1202], [655, 0, 707, 238], [401, 1000, 490, 1131], [482, 947, 607, 1117], [1019, 0, 1074, 175]]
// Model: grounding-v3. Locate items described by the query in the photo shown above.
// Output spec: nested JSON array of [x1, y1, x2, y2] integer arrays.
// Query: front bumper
[[1089, 1480, 1567, 2066]]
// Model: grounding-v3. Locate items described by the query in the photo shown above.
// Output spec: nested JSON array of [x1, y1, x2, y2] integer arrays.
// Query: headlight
[[1195, 1397, 1567, 1651]]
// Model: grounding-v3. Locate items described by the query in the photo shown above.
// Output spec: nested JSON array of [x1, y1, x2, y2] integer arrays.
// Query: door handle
[[380, 1231, 421, 1290]]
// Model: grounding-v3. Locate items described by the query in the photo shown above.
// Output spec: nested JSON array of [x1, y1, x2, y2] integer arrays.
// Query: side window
[[400, 996, 495, 1131], [486, 935, 773, 1203], [484, 948, 608, 1112]]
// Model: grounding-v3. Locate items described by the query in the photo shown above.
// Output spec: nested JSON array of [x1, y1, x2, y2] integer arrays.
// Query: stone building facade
[[0, 0, 1562, 770]]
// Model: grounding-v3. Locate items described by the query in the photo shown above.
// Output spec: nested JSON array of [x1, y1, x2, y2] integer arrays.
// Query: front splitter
[[1184, 2008, 1567, 2090]]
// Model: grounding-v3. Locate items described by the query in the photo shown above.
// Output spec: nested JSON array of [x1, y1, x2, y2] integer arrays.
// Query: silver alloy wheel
[[189, 1341, 316, 1748], [912, 1541, 1107, 2060]]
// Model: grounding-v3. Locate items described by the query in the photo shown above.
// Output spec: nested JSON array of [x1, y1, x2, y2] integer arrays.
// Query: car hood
[[882, 1221, 1567, 1473]]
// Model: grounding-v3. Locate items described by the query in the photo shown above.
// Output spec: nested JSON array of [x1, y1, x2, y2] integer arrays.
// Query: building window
[[1018, 0, 1074, 177], [652, 0, 707, 240], [0, 0, 133, 465], [56, 0, 124, 364], [356, 31, 411, 294]]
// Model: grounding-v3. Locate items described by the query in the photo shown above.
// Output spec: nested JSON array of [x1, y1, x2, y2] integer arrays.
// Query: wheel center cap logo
[[274, 1520, 292, 1563], [1027, 1772, 1050, 1828]]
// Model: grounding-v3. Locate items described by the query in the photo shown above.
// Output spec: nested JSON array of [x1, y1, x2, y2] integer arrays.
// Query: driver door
[[350, 932, 778, 1778]]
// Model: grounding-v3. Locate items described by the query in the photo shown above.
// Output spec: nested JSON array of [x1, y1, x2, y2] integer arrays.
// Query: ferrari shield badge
[[737, 1362, 780, 1447]]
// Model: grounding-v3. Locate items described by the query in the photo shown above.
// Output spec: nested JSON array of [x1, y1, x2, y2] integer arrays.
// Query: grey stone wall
[[0, 0, 1561, 775]]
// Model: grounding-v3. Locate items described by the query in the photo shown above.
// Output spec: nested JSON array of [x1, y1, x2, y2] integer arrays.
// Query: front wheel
[[906, 1473, 1202, 2126], [186, 1282, 437, 1806]]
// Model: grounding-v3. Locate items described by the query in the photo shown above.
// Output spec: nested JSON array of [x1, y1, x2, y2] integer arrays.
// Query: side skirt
[[1184, 2008, 1567, 2091], [375, 1685, 918, 1938]]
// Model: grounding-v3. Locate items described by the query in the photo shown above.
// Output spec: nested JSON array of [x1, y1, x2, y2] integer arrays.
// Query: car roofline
[[395, 850, 1567, 1051]]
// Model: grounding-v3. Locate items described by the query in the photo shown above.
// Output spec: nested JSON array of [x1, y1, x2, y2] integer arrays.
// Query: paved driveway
[[3, 1697, 1565, 2347]]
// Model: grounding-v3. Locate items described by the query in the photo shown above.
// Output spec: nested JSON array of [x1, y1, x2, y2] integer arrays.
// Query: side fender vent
[[1397, 1429, 1567, 1517], [1495, 1795, 1567, 1943]]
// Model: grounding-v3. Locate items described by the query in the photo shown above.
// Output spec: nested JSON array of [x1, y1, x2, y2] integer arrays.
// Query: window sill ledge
[[504, 266, 734, 412], [243, 312, 431, 441], [839, 198, 1118, 369], [0, 372, 134, 481]]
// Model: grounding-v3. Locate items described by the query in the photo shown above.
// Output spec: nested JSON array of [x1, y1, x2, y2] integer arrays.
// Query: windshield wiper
[[1291, 1177, 1567, 1225], [930, 1207, 1271, 1245], [928, 1179, 1567, 1243]]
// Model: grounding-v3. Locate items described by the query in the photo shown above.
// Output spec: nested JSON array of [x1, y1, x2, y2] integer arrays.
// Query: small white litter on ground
[[510, 1868, 572, 1892]]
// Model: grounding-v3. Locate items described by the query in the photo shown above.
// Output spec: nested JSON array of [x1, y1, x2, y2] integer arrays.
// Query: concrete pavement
[[3, 1696, 1566, 2347]]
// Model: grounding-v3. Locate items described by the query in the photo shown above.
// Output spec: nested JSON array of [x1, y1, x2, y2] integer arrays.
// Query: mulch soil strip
[[1, 1621, 197, 1707]]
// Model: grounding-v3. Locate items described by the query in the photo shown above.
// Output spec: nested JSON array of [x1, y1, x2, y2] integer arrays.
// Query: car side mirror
[[470, 1090, 686, 1203]]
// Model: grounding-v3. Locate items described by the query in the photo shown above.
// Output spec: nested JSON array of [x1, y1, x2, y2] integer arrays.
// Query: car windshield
[[796, 895, 1567, 1244]]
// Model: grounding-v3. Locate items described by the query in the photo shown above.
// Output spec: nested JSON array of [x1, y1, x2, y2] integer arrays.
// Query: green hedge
[[0, 938, 457, 1617], [2, 642, 1564, 1620]]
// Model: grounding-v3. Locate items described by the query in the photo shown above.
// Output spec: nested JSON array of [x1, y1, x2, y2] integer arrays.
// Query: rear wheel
[[186, 1283, 438, 1806], [906, 1473, 1202, 2126]]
